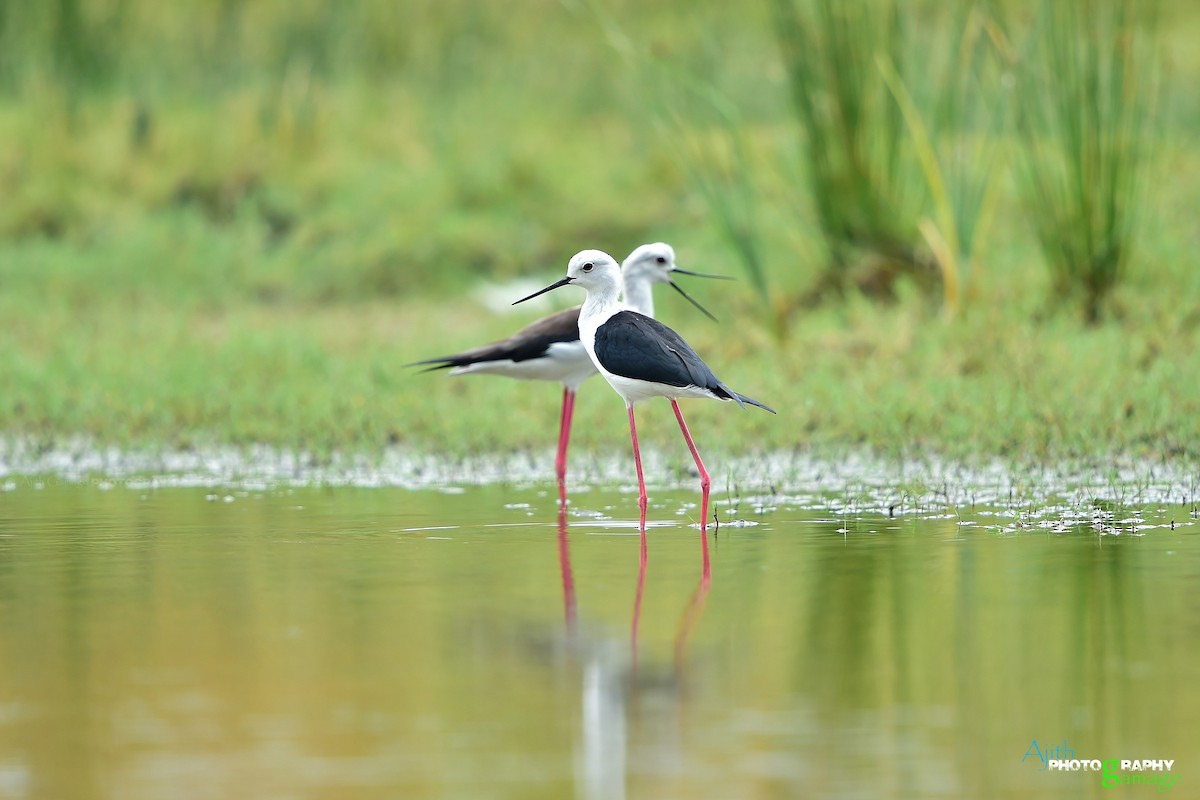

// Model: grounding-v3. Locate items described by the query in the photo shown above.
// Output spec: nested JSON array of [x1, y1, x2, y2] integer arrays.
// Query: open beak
[[672, 267, 733, 281], [669, 267, 732, 322], [512, 276, 574, 305], [668, 281, 718, 322]]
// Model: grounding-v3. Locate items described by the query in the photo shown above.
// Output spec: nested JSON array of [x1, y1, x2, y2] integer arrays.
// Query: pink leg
[[555, 388, 576, 505], [671, 399, 711, 534], [627, 403, 647, 531]]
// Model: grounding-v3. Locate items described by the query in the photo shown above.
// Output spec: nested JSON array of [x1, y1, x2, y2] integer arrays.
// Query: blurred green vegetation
[[1016, 0, 1158, 323], [0, 0, 1198, 462]]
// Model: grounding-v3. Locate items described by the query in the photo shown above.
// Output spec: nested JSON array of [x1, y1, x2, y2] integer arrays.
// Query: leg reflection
[[630, 529, 648, 670], [675, 532, 713, 666], [576, 522, 713, 800], [558, 503, 577, 635]]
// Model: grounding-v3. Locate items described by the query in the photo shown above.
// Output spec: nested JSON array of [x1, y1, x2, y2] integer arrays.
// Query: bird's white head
[[566, 249, 622, 292], [619, 242, 726, 321], [621, 242, 677, 285]]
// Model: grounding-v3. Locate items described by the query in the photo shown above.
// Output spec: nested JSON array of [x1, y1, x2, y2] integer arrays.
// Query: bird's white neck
[[580, 280, 622, 324], [577, 280, 624, 356], [621, 276, 654, 318]]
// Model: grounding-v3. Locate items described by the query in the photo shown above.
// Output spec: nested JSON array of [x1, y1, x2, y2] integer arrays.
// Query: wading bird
[[513, 250, 775, 533], [409, 244, 726, 503]]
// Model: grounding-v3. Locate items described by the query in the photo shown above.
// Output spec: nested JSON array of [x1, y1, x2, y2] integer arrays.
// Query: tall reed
[[1015, 0, 1158, 323], [878, 2, 1011, 315], [770, 0, 922, 297]]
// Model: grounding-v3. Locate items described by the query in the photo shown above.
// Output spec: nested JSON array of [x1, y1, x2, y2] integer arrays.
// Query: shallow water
[[1, 478, 1197, 799]]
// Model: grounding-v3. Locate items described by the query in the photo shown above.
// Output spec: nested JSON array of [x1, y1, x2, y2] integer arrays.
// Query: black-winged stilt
[[409, 244, 725, 502], [514, 249, 775, 533]]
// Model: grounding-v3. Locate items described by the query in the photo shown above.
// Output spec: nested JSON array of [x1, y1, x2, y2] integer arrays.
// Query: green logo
[[1102, 760, 1118, 789], [1100, 760, 1181, 791]]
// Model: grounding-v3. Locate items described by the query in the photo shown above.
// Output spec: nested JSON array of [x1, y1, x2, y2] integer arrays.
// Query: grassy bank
[[4, 200, 1198, 462], [1, 1, 1198, 465]]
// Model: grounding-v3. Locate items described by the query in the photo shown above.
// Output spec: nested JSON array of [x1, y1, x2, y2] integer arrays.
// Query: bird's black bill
[[512, 276, 574, 305], [673, 267, 734, 281], [668, 280, 718, 322]]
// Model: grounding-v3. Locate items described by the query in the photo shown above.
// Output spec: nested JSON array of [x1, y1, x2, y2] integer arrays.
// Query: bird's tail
[[735, 392, 776, 414], [717, 383, 777, 414], [404, 357, 459, 373]]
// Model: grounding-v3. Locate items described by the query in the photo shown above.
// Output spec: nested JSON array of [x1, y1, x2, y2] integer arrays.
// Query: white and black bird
[[409, 244, 726, 502], [514, 249, 775, 533]]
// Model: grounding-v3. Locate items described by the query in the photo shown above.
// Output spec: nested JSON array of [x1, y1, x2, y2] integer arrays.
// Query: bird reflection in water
[[555, 508, 713, 800]]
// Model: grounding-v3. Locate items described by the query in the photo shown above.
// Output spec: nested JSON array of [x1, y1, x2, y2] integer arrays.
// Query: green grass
[[3, 191, 1198, 463], [1, 1, 1198, 466]]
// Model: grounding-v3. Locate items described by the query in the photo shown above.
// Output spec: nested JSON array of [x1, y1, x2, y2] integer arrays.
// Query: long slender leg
[[628, 403, 649, 672], [555, 388, 576, 505], [627, 403, 647, 531], [671, 399, 711, 534]]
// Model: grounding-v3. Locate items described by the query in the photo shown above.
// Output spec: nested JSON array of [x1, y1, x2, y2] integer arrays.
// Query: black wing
[[594, 311, 776, 413], [408, 307, 581, 370], [594, 311, 720, 389]]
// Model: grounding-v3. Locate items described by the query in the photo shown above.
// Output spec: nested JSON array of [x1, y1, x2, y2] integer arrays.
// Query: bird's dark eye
[[582, 262, 594, 272], [655, 256, 667, 264]]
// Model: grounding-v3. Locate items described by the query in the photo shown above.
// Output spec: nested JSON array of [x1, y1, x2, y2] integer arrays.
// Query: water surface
[[1, 479, 1197, 799]]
